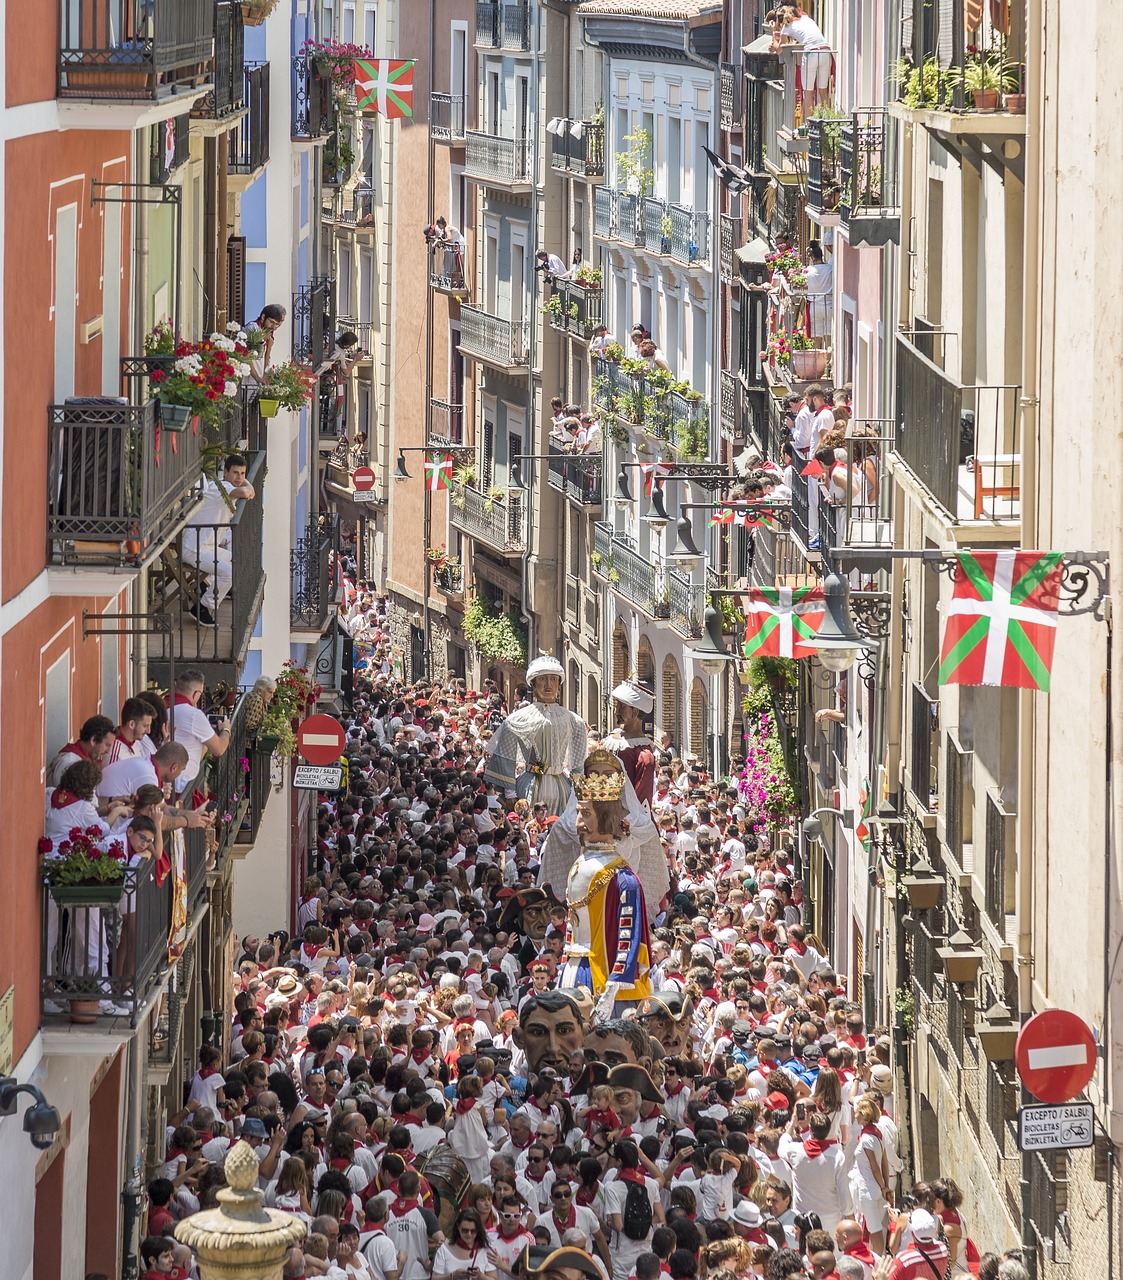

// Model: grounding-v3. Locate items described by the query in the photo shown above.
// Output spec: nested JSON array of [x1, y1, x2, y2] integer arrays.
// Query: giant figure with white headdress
[[602, 679, 658, 808], [483, 656, 588, 817]]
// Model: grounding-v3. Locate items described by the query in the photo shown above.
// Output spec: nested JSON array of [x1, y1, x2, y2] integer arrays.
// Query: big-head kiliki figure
[[484, 656, 588, 817], [602, 680, 657, 808], [560, 749, 652, 1017]]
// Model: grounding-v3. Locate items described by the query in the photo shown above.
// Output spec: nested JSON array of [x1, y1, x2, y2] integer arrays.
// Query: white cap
[[527, 656, 565, 683], [731, 1200, 762, 1228], [610, 680, 655, 714], [910, 1210, 939, 1243]]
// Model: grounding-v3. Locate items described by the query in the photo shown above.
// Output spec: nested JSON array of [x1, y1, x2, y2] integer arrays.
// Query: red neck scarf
[[861, 1123, 882, 1140], [411, 1048, 431, 1066], [758, 1058, 778, 1075], [787, 940, 807, 955], [50, 789, 81, 809], [664, 1081, 686, 1097], [844, 1242, 877, 1266], [59, 742, 90, 760], [552, 1204, 576, 1231], [390, 1196, 418, 1216], [168, 693, 196, 708], [301, 942, 321, 961], [802, 1138, 837, 1158], [455, 1098, 477, 1115], [576, 1186, 597, 1207], [618, 1168, 646, 1187]]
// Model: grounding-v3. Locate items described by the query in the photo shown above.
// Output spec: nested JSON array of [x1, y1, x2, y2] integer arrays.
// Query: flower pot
[[1003, 93, 1026, 114], [255, 733, 281, 756], [258, 398, 280, 418], [159, 402, 195, 432], [68, 998, 101, 1024], [972, 88, 1000, 110], [241, 3, 268, 22], [789, 349, 829, 380], [48, 882, 126, 906]]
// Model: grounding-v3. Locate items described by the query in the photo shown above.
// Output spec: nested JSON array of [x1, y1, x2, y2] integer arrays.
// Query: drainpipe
[[119, 1030, 145, 1280], [422, 0, 436, 676]]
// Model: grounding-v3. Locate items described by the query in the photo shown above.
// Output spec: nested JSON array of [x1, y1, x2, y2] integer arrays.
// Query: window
[[481, 416, 495, 490], [689, 677, 708, 758], [488, 72, 500, 134], [54, 204, 78, 402], [363, 5, 375, 51], [451, 24, 467, 102], [342, 3, 354, 43], [100, 612, 118, 717], [44, 652, 71, 767], [612, 622, 630, 687], [337, 242, 352, 316]]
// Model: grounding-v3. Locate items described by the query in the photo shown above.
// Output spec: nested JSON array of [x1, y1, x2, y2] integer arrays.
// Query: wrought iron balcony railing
[[840, 108, 901, 245], [290, 517, 336, 632], [719, 211, 739, 284], [292, 53, 333, 140], [459, 304, 530, 369], [430, 399, 466, 444], [592, 522, 657, 615], [546, 446, 602, 507], [293, 275, 336, 365], [431, 93, 466, 142], [230, 62, 270, 174], [545, 278, 603, 337], [429, 240, 468, 293], [464, 131, 532, 186], [550, 120, 605, 178], [807, 115, 843, 218], [449, 483, 527, 554], [476, 1, 531, 49], [191, 1, 245, 119], [59, 0, 214, 100], [720, 62, 740, 132], [435, 563, 464, 594]]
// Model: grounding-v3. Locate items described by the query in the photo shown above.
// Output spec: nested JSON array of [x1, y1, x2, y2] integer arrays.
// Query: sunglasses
[[552, 1190, 572, 1199], [500, 1212, 523, 1220]]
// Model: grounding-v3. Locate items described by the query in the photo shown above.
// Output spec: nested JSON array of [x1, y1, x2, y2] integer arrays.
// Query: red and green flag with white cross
[[743, 585, 825, 659], [424, 451, 453, 491], [938, 550, 1064, 690], [353, 59, 417, 118]]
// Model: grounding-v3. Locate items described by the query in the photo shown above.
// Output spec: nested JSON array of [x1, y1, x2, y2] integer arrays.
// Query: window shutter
[[612, 622, 629, 688], [689, 679, 707, 757], [661, 656, 682, 753], [226, 236, 246, 326], [637, 638, 654, 689]]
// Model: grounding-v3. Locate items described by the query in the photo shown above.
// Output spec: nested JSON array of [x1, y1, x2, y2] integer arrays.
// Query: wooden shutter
[[612, 622, 629, 688], [689, 678, 707, 756], [226, 236, 246, 326], [661, 656, 682, 754]]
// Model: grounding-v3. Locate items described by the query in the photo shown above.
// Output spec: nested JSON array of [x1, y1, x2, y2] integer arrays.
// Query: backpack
[[621, 1178, 653, 1241]]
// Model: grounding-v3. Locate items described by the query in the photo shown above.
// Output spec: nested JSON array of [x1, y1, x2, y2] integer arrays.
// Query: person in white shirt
[[771, 5, 832, 119], [168, 669, 233, 792], [360, 1196, 404, 1280], [805, 242, 834, 344], [181, 453, 257, 627], [107, 697, 153, 765], [778, 1110, 850, 1234], [97, 741, 189, 802]]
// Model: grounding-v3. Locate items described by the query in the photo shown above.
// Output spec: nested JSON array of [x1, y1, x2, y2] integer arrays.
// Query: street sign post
[[1017, 1102, 1095, 1152], [296, 713, 346, 766], [1015, 1009, 1097, 1104], [292, 764, 343, 790]]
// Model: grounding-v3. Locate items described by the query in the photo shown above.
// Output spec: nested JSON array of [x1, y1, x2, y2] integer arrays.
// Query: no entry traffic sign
[[1015, 1009, 1097, 1104], [297, 713, 346, 766], [352, 466, 376, 490]]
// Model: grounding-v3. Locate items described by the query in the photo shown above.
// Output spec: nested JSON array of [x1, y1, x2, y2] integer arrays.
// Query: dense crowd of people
[[63, 585, 1028, 1280]]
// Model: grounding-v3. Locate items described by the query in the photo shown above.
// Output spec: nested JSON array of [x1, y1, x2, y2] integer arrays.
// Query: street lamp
[[801, 570, 871, 672], [0, 1077, 61, 1151], [689, 603, 738, 677]]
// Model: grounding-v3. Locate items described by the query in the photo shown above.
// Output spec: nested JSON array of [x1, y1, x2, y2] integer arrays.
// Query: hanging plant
[[738, 657, 799, 830], [463, 596, 528, 666]]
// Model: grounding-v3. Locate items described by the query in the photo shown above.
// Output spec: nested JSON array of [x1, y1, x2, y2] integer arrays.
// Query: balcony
[[190, 1, 245, 122], [592, 522, 657, 615], [450, 483, 527, 555], [840, 109, 900, 246], [431, 399, 466, 445], [590, 356, 710, 458], [719, 212, 739, 284], [429, 240, 469, 295], [293, 275, 336, 365], [894, 333, 1020, 522], [476, 1, 531, 51], [229, 62, 270, 181], [432, 93, 466, 143], [545, 278, 603, 338], [743, 51, 784, 175], [817, 422, 895, 556], [668, 568, 702, 638], [547, 446, 603, 507], [594, 188, 644, 247], [720, 369, 743, 442], [46, 398, 207, 570], [464, 131, 532, 190], [634, 197, 712, 267], [331, 187, 376, 237], [720, 62, 740, 133], [291, 53, 333, 140], [434, 562, 465, 596], [459, 304, 530, 371], [150, 113, 190, 183], [207, 693, 269, 861], [806, 115, 843, 223], [550, 120, 605, 179], [146, 452, 267, 684], [290, 517, 335, 634], [59, 0, 214, 101]]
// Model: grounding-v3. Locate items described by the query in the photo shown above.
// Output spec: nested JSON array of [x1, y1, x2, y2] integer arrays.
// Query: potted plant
[[603, 341, 625, 364], [255, 705, 295, 758], [574, 264, 602, 288], [425, 544, 450, 569], [789, 333, 829, 380], [149, 326, 253, 431], [241, 0, 279, 23], [300, 37, 375, 101], [257, 360, 318, 416], [947, 46, 1018, 110], [66, 974, 108, 1025], [40, 826, 129, 904]]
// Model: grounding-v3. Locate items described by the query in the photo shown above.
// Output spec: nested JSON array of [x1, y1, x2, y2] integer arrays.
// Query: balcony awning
[[735, 236, 770, 267], [547, 116, 585, 138], [742, 33, 773, 56]]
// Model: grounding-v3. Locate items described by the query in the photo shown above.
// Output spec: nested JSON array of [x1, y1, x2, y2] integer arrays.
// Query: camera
[[423, 223, 441, 243]]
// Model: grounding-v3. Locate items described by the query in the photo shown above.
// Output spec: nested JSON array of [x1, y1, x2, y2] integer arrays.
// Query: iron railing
[[191, 1, 244, 119], [47, 398, 206, 567], [230, 62, 270, 173], [41, 862, 171, 1023], [290, 517, 334, 632], [593, 522, 657, 613], [59, 0, 213, 99], [435, 563, 464, 594], [840, 109, 900, 243], [720, 62, 740, 131], [546, 278, 603, 337], [546, 446, 602, 506], [203, 693, 258, 862], [590, 357, 710, 451], [895, 334, 1021, 521], [945, 733, 972, 867], [902, 0, 1023, 114], [292, 53, 333, 139], [640, 198, 710, 265], [807, 115, 843, 215], [669, 569, 702, 638], [1027, 1151, 1068, 1261], [475, 0, 499, 46], [430, 399, 466, 444], [719, 369, 741, 441], [594, 187, 615, 238], [550, 121, 605, 178], [431, 93, 466, 142], [615, 192, 643, 246], [449, 484, 526, 553], [147, 452, 266, 673], [460, 304, 530, 368], [429, 240, 468, 292], [910, 682, 937, 808], [475, 0, 529, 49], [293, 275, 336, 364], [719, 211, 738, 284], [464, 131, 532, 185]]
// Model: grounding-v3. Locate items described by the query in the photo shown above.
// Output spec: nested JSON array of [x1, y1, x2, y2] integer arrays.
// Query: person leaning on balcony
[[589, 324, 614, 358], [246, 302, 287, 380], [182, 452, 257, 627], [639, 338, 672, 375], [46, 713, 115, 786], [771, 5, 832, 119], [168, 670, 232, 793], [107, 696, 155, 765], [536, 249, 571, 290], [44, 759, 117, 848], [805, 241, 834, 347]]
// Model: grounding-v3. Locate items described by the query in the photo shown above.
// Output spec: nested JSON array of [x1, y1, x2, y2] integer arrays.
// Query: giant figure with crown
[[560, 748, 652, 1017]]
